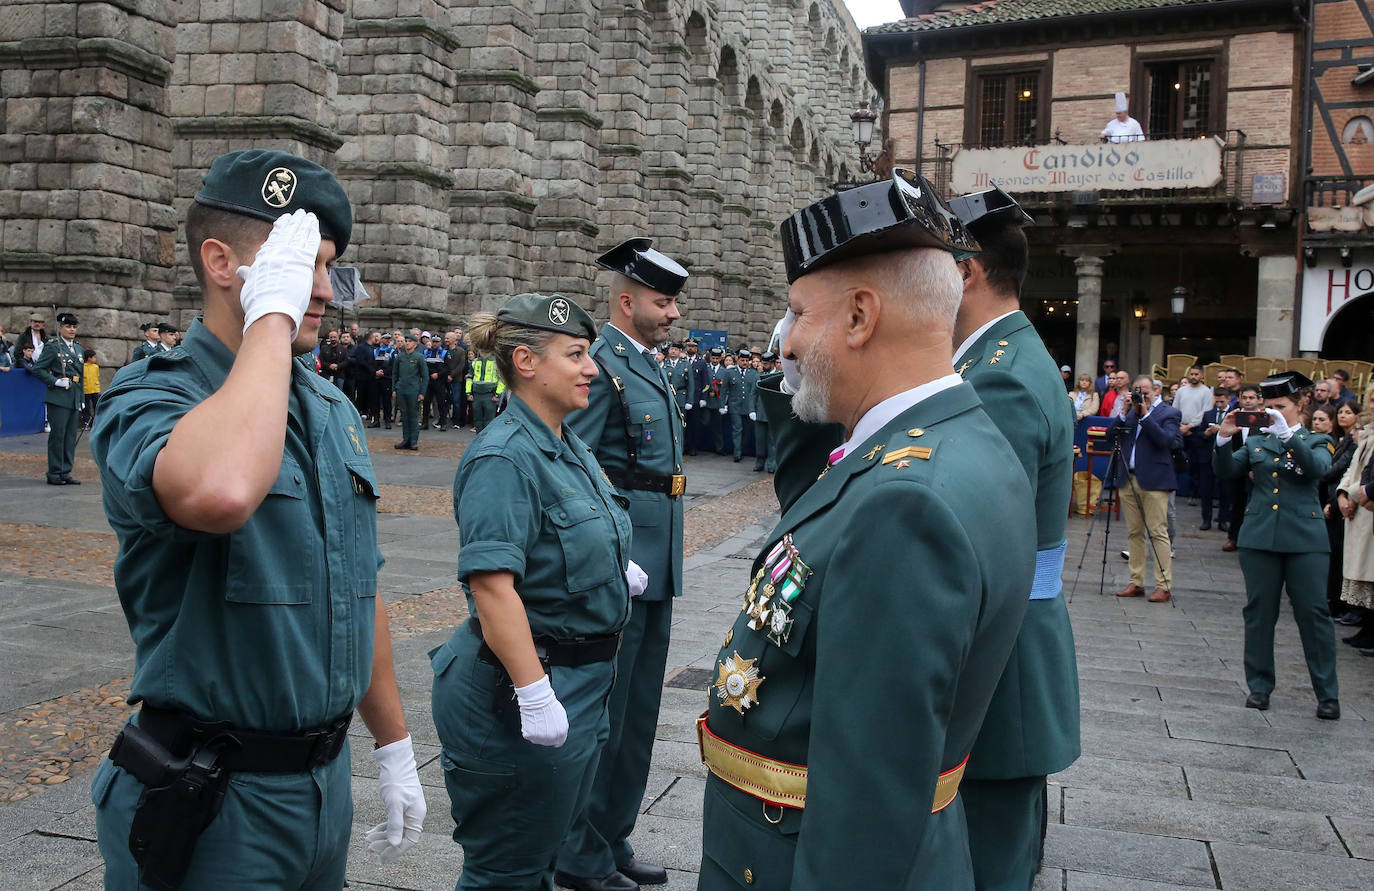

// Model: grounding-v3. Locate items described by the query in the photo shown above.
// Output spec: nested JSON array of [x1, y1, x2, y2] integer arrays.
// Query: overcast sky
[[844, 0, 907, 29]]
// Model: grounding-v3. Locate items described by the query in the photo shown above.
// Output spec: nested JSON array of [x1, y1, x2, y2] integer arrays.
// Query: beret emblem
[[262, 167, 297, 208]]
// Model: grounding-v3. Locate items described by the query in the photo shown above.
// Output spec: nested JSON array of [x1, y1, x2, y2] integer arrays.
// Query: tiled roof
[[870, 0, 1224, 34]]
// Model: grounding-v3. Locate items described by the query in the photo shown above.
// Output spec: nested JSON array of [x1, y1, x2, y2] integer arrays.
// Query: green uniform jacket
[[741, 368, 760, 417], [391, 347, 428, 396], [454, 394, 633, 637], [666, 358, 692, 408], [701, 383, 1035, 889], [722, 365, 748, 414], [700, 363, 726, 410], [89, 320, 382, 731], [131, 340, 162, 362], [31, 337, 84, 409], [755, 373, 843, 513], [1214, 428, 1333, 553], [566, 324, 684, 602], [957, 311, 1081, 779]]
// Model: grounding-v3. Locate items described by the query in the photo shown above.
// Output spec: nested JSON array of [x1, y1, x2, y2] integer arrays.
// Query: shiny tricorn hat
[[948, 183, 1034, 231], [1259, 370, 1315, 400], [596, 237, 689, 297], [780, 168, 981, 283], [56, 313, 78, 326]]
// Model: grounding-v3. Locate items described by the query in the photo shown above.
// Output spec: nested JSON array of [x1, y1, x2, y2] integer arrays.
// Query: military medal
[[766, 600, 794, 646], [749, 534, 811, 642], [715, 651, 763, 714]]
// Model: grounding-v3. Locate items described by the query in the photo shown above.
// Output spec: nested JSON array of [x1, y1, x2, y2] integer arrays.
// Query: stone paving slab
[[1042, 822, 1216, 887]]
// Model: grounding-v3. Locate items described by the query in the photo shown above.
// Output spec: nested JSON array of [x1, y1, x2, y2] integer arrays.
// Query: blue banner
[[0, 368, 47, 437], [1073, 415, 1114, 480]]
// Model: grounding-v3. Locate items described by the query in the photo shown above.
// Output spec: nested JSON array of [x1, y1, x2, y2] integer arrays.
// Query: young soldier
[[558, 238, 689, 891], [393, 331, 427, 449], [949, 184, 1080, 889], [89, 150, 425, 888], [32, 312, 84, 485]]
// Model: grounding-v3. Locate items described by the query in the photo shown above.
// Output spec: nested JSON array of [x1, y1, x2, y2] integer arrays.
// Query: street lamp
[[1170, 285, 1188, 316], [851, 101, 877, 173]]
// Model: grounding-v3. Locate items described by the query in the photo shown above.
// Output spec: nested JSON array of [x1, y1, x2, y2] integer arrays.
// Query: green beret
[[403, 332, 419, 342], [496, 293, 597, 343], [194, 149, 353, 257]]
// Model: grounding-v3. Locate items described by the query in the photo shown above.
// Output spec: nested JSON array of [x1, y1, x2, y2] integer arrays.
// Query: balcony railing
[[1305, 176, 1374, 208], [929, 129, 1260, 206]]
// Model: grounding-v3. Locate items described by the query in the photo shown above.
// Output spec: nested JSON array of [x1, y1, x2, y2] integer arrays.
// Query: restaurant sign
[[951, 137, 1224, 193]]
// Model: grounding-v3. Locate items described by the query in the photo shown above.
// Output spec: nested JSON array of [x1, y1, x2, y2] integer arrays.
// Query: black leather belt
[[604, 468, 686, 497], [126, 705, 352, 773], [468, 618, 621, 666]]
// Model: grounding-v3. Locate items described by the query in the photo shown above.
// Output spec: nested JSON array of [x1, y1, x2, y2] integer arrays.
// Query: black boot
[[1341, 626, 1374, 648]]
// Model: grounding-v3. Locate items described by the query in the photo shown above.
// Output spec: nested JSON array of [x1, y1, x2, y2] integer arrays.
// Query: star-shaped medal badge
[[765, 599, 794, 646], [715, 651, 764, 714]]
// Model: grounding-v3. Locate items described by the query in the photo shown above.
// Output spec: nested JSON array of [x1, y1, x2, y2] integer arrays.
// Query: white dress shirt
[[835, 374, 964, 462]]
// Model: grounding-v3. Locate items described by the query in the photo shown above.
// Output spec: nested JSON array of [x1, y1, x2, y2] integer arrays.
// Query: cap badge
[[549, 297, 571, 326], [262, 167, 297, 208]]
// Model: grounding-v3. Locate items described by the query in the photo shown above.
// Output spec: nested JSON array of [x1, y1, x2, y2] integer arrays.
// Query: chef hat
[[1114, 92, 1128, 112]]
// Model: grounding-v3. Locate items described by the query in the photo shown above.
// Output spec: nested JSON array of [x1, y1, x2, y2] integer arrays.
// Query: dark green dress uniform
[[748, 365, 775, 473], [723, 362, 749, 459], [31, 330, 84, 484], [89, 320, 383, 889], [956, 310, 1080, 891], [130, 337, 162, 362], [701, 358, 727, 453], [559, 322, 686, 879], [1213, 424, 1339, 707], [698, 383, 1035, 890], [392, 340, 428, 447], [467, 356, 504, 432], [667, 355, 692, 410], [434, 393, 632, 890]]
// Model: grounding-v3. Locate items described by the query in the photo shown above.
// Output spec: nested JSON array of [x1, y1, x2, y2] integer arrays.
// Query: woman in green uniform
[[432, 293, 643, 890], [1213, 370, 1341, 719]]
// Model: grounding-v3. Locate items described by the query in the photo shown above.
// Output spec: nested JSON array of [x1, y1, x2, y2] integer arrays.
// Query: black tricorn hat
[[159, 322, 179, 334], [948, 183, 1034, 232], [596, 237, 689, 297], [56, 312, 78, 326], [780, 169, 981, 284], [1259, 370, 1315, 400]]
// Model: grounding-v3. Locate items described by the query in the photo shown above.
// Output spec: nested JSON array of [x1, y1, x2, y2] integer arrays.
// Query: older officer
[[32, 312, 84, 485], [558, 238, 688, 891], [1214, 371, 1341, 719], [392, 331, 427, 450], [89, 150, 425, 889], [437, 293, 638, 890], [949, 185, 1079, 890], [697, 170, 1035, 889]]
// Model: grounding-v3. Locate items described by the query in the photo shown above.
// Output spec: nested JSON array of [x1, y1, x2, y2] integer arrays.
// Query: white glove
[[748, 411, 756, 421], [1260, 408, 1293, 442], [514, 675, 568, 747], [719, 407, 727, 415], [366, 735, 426, 866], [626, 560, 649, 598], [683, 401, 692, 411], [699, 399, 707, 408], [236, 209, 320, 337], [54, 378, 70, 389], [777, 310, 800, 394]]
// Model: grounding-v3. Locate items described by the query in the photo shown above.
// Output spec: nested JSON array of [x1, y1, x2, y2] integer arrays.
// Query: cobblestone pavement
[[1, 430, 1372, 889]]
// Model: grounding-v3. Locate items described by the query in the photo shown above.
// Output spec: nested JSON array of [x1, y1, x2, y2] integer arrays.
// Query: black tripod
[[1070, 424, 1172, 605]]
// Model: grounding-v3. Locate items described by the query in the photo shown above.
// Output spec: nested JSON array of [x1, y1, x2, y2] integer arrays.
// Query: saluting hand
[[236, 209, 320, 337]]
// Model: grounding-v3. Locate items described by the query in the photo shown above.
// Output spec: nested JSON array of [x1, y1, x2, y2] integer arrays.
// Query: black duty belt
[[468, 618, 621, 667], [122, 705, 353, 773], [604, 468, 686, 497]]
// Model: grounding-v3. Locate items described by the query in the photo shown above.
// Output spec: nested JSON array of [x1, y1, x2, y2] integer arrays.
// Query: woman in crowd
[[1072, 372, 1100, 419], [1316, 405, 1359, 620], [1213, 371, 1340, 719], [1336, 410, 1374, 649], [432, 293, 643, 889]]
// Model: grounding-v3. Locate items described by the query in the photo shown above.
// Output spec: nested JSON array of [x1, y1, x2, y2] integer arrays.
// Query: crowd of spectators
[[1072, 359, 1374, 657]]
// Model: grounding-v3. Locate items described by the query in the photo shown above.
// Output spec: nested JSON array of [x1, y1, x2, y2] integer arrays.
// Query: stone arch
[[825, 27, 836, 55], [808, 2, 820, 30], [718, 46, 741, 106], [840, 46, 849, 71], [770, 98, 785, 129], [790, 117, 805, 149], [839, 161, 850, 181], [809, 140, 820, 164], [685, 11, 707, 55], [746, 75, 764, 112]]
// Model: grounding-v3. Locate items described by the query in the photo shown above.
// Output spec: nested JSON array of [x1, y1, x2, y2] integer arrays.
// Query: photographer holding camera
[[1108, 375, 1183, 603], [1213, 371, 1340, 719]]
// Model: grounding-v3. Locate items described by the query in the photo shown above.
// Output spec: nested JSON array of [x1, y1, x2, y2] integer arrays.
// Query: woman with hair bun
[[430, 293, 644, 890]]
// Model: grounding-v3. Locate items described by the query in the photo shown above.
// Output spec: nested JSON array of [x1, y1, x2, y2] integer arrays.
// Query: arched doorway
[[1320, 290, 1374, 358]]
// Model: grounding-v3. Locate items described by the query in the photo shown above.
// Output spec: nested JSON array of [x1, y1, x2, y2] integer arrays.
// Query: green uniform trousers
[[753, 419, 773, 472], [92, 736, 353, 890], [472, 383, 498, 432], [962, 776, 1048, 891], [397, 393, 420, 446], [1238, 549, 1338, 701], [433, 628, 613, 890], [729, 412, 746, 459], [559, 597, 673, 877], [47, 403, 79, 482]]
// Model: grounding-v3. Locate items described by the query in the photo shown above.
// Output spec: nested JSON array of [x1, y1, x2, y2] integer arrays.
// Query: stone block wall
[[0, 0, 873, 358]]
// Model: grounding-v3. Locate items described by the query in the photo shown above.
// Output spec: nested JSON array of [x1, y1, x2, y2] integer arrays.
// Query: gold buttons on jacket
[[1272, 472, 1278, 478], [1273, 488, 1279, 494], [1273, 504, 1279, 510], [744, 869, 755, 884]]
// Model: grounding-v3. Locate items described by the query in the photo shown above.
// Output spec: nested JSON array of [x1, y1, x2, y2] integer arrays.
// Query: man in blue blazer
[[1108, 375, 1182, 602]]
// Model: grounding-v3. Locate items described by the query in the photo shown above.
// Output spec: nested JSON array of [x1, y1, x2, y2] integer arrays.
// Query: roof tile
[[870, 0, 1223, 34]]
